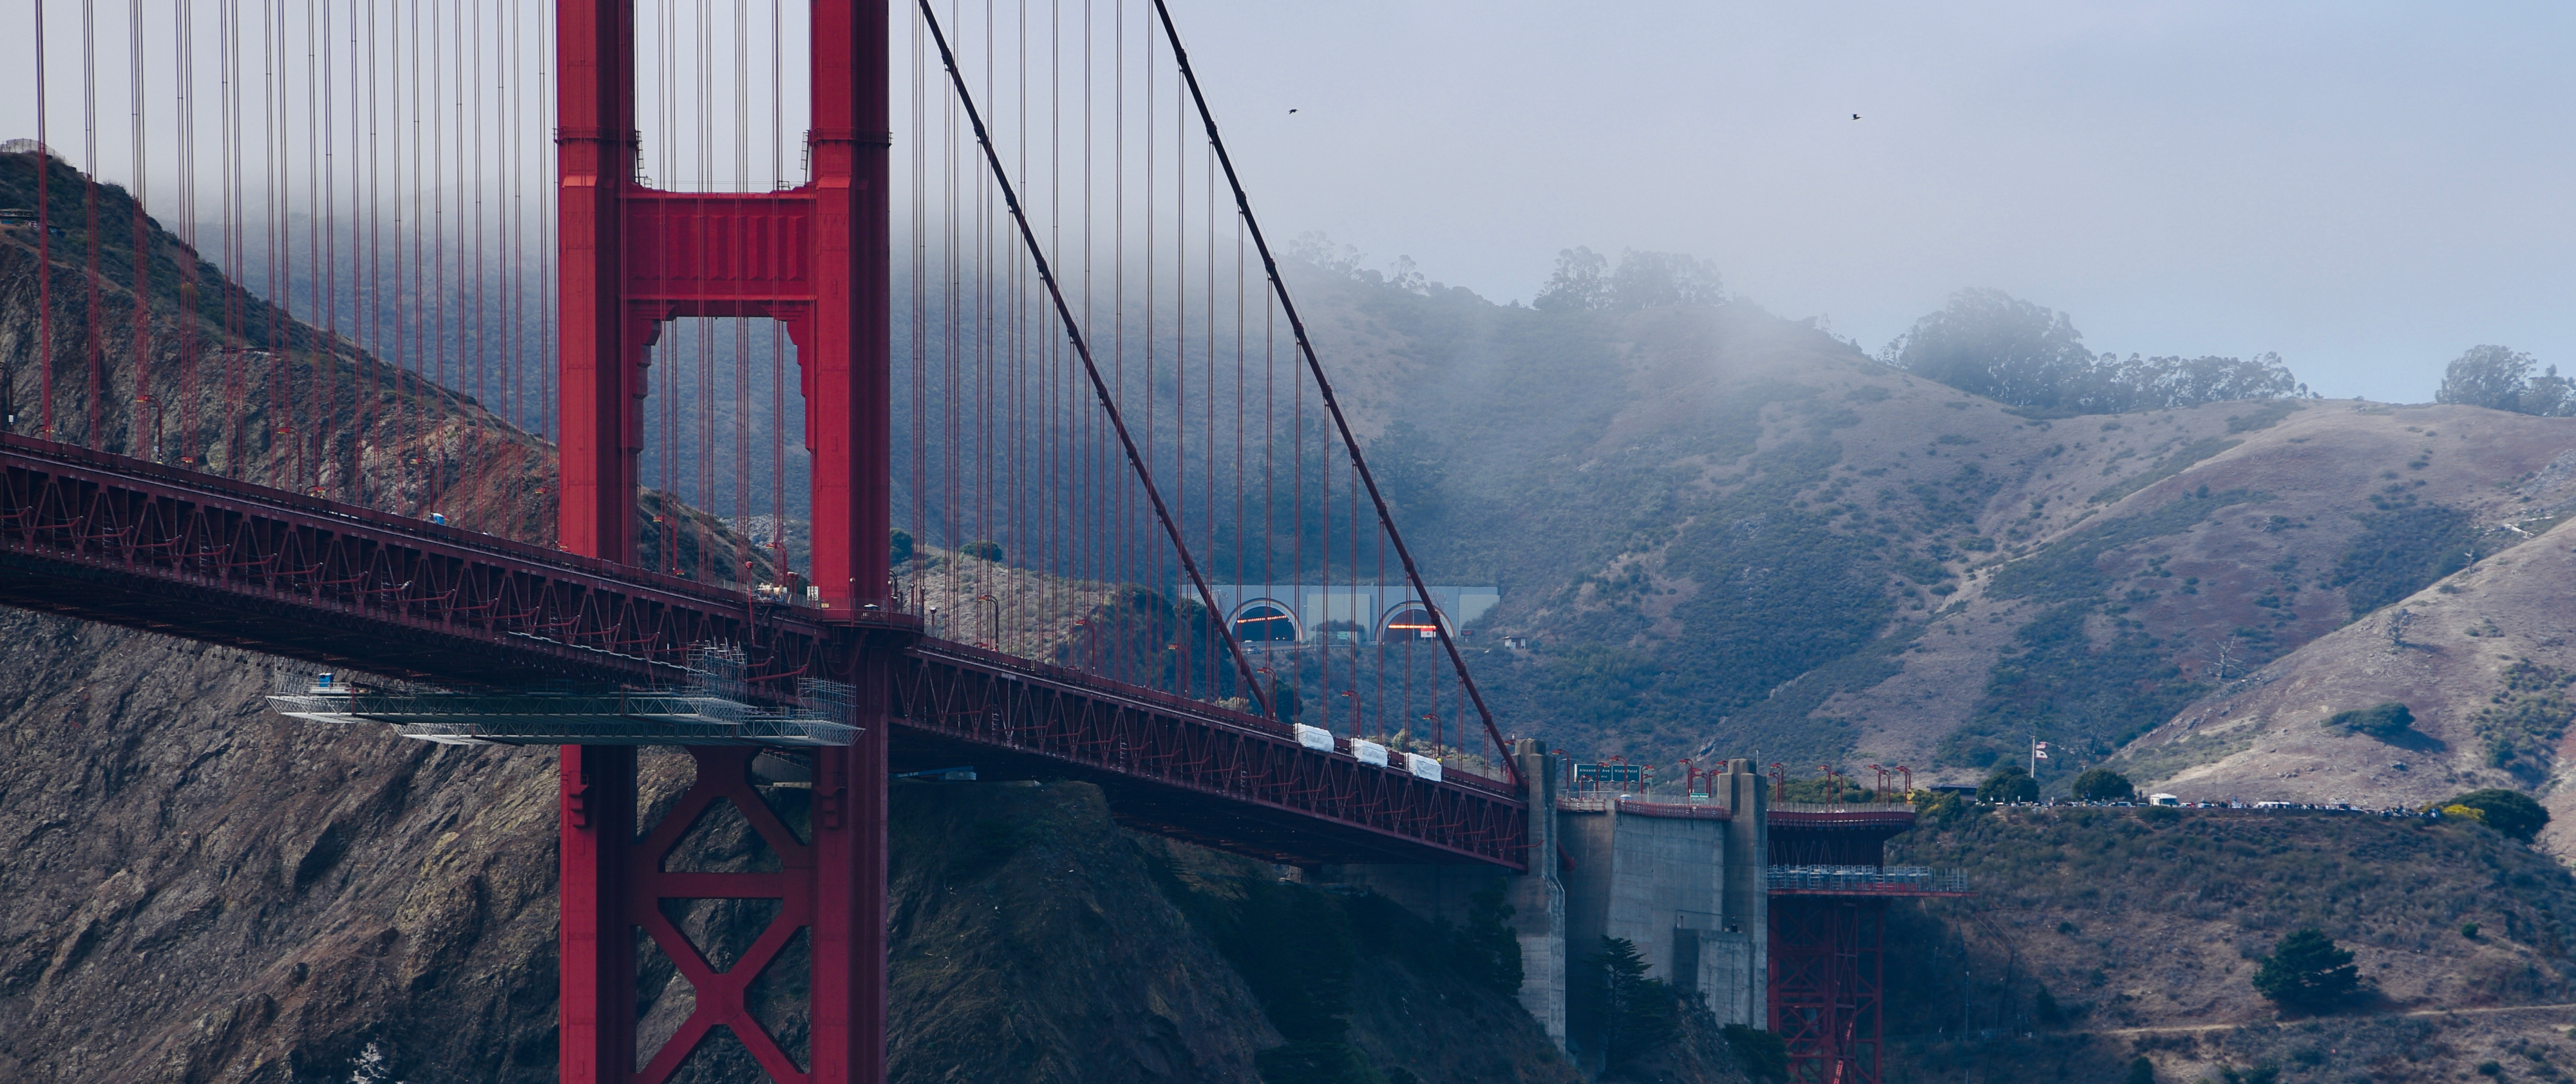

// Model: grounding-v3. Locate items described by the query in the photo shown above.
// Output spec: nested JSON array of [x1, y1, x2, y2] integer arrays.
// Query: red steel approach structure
[[1765, 806, 1969, 1084]]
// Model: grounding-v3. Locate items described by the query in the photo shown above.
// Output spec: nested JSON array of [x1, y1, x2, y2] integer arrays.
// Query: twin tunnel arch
[[1227, 599, 1451, 645]]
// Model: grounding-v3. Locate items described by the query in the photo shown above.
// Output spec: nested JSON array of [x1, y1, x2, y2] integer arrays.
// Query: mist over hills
[[1285, 246, 2576, 822], [11, 140, 2576, 1081]]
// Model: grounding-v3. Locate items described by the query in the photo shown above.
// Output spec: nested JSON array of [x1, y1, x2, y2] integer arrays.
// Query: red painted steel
[[556, 0, 893, 1074], [561, 745, 639, 1084], [0, 433, 1525, 860], [1769, 807, 1920, 868], [1768, 898, 1886, 1084], [0, 432, 1526, 864], [556, 0, 889, 616], [0, 433, 1527, 1082], [630, 747, 814, 1082], [895, 639, 1525, 867], [0, 432, 841, 689]]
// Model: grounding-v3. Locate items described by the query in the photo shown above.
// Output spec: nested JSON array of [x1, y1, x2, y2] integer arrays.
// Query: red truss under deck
[[1770, 898, 1889, 1084], [893, 640, 1526, 866], [0, 433, 1528, 872], [1765, 804, 1969, 1084]]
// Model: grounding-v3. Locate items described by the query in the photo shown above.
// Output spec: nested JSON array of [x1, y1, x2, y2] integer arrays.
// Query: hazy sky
[[4, 2, 2564, 406], [1170, 1, 2574, 404]]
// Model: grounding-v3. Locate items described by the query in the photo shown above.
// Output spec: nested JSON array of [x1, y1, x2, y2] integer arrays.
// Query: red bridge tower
[[554, 2, 894, 1081]]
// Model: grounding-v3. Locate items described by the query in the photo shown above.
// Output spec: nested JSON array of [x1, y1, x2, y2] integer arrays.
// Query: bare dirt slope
[[1282, 264, 2576, 807], [2114, 519, 2576, 810]]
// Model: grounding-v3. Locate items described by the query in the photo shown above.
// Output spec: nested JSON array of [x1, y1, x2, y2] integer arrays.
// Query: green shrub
[[2445, 789, 2549, 843], [1253, 1041, 1385, 1084], [889, 528, 914, 566], [960, 539, 1004, 563], [2469, 659, 2575, 770], [1913, 788, 1973, 824], [1720, 1024, 1790, 1081], [1977, 765, 2040, 803], [2071, 767, 2135, 801], [2125, 1056, 2155, 1084], [2324, 702, 2415, 741], [1452, 887, 1524, 995], [2250, 928, 2360, 1011]]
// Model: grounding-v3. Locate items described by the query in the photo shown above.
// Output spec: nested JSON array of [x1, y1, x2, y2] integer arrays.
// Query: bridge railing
[[1766, 864, 1969, 895], [1766, 800, 1919, 814]]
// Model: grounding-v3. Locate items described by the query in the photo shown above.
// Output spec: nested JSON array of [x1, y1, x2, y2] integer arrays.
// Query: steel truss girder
[[891, 640, 1527, 869], [0, 434, 1528, 870], [0, 433, 842, 692], [1768, 897, 1886, 1084]]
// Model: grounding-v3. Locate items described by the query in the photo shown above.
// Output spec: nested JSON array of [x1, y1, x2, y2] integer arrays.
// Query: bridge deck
[[0, 435, 1526, 869]]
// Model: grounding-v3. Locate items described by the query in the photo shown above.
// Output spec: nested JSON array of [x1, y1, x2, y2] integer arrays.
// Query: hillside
[[1879, 803, 2576, 1083], [1281, 262, 2576, 816]]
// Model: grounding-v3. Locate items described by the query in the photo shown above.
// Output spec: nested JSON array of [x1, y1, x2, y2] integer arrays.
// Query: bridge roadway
[[0, 433, 1527, 869]]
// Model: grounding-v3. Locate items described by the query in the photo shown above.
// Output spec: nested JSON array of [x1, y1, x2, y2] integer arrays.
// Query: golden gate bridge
[[0, 3, 1937, 1081]]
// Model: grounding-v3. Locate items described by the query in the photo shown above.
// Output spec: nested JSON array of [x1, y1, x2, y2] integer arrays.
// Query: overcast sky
[[4, 2, 2564, 405], [1168, 1, 2574, 403]]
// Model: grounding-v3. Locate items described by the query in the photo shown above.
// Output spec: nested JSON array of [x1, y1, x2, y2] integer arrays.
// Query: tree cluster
[[2070, 767, 2135, 801], [1977, 764, 2040, 803], [2436, 346, 2576, 416], [2441, 789, 2549, 843], [1884, 288, 2308, 414], [1534, 247, 1724, 313], [2250, 928, 2361, 1011], [1583, 937, 1681, 1070], [2324, 702, 2416, 742]]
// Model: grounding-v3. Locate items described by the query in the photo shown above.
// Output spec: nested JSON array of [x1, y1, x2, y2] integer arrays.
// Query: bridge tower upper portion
[[556, 0, 892, 615]]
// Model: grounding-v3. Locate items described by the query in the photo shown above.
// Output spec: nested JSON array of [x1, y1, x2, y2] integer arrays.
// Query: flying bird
[[1852, 113, 1862, 120], [1289, 108, 1299, 113]]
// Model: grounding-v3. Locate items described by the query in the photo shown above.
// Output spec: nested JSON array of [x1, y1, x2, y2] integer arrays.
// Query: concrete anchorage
[[1324, 748, 1770, 1058]]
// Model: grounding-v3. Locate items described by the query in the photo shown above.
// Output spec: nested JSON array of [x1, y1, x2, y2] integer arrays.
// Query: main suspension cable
[[1148, 0, 1517, 782], [917, 0, 1267, 718]]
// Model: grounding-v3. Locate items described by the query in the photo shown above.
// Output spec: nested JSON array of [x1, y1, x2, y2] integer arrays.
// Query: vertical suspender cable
[[361, 0, 379, 504], [319, 0, 339, 492], [1079, 0, 1094, 664], [775, 0, 791, 583], [84, 0, 103, 449], [907, 0, 925, 599], [502, 0, 517, 439], [1141, 6, 1155, 662], [1202, 142, 1215, 693], [408, 0, 424, 505], [469, 0, 486, 507], [943, 0, 958, 621], [1110, 0, 1124, 660], [539, 0, 555, 447], [35, 0, 54, 438], [129, 0, 151, 460], [175, 0, 198, 465], [733, 0, 750, 584], [263, 0, 283, 478]]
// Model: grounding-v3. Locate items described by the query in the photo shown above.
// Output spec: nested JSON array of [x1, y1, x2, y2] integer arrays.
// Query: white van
[[2148, 793, 2182, 807]]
